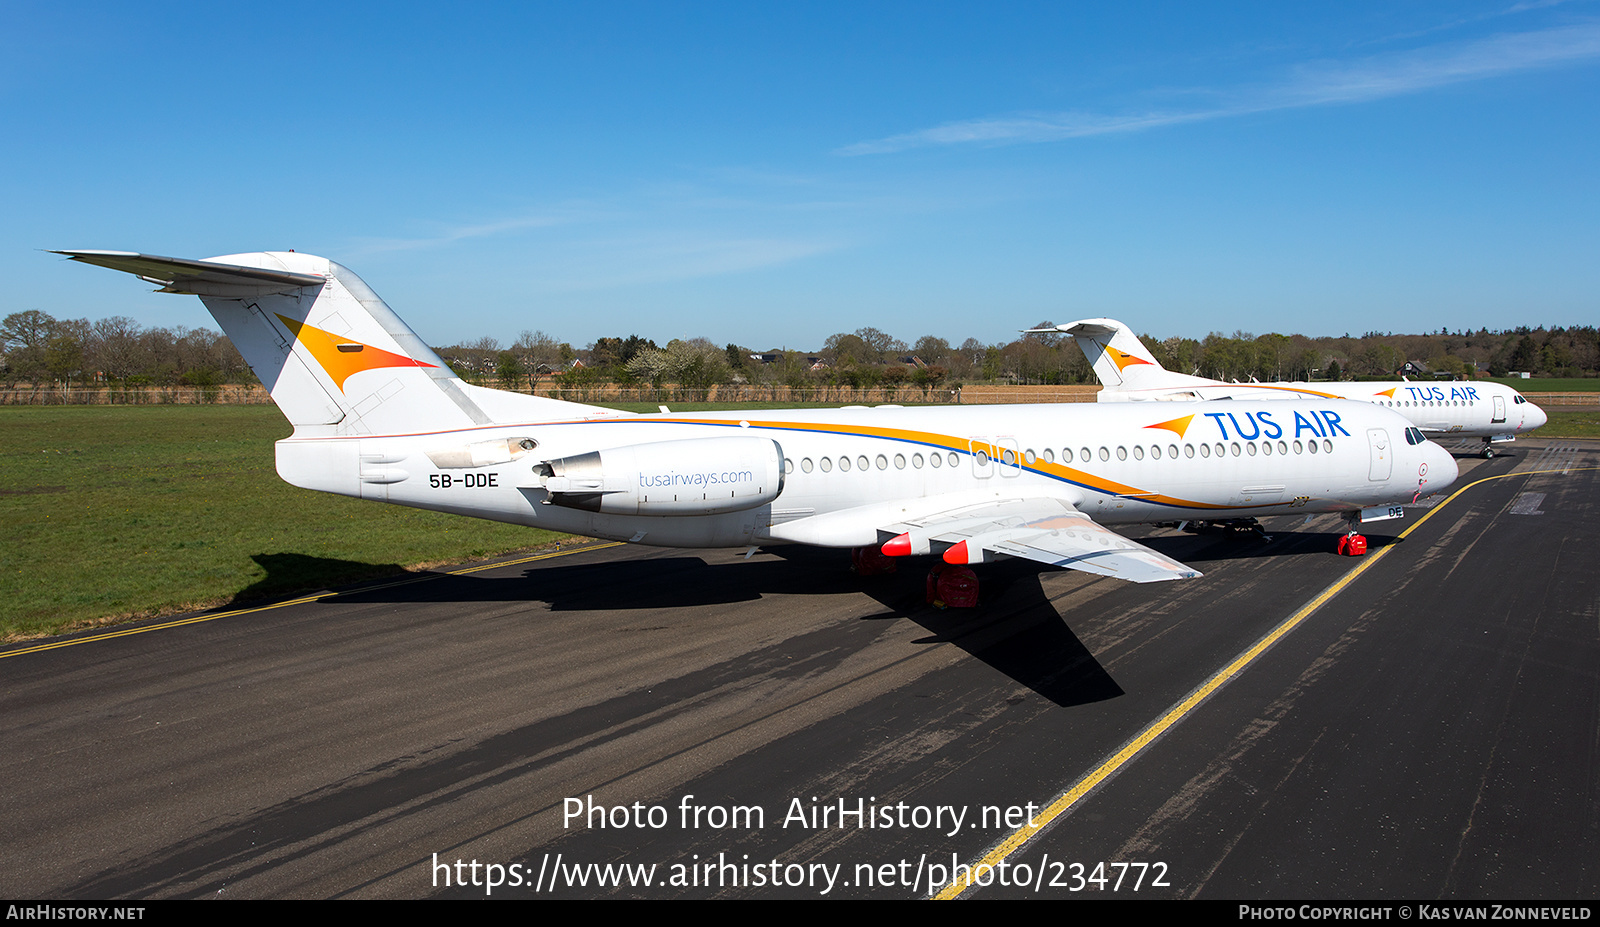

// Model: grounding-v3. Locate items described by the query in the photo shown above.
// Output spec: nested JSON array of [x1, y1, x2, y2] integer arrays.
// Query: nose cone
[[1421, 441, 1459, 496], [1523, 400, 1549, 433]]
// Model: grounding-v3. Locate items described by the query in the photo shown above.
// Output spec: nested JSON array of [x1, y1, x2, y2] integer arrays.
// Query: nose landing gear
[[1337, 512, 1367, 556]]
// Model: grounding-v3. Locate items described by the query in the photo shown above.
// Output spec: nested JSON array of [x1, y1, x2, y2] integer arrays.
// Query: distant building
[[753, 352, 827, 368]]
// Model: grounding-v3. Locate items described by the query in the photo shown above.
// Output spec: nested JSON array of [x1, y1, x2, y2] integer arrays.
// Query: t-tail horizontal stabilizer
[[1031, 318, 1214, 395], [53, 249, 617, 435], [50, 250, 328, 297]]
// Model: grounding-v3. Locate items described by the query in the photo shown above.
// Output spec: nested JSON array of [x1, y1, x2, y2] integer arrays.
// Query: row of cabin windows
[[783, 438, 1340, 474], [1041, 439, 1339, 462], [796, 451, 963, 474]]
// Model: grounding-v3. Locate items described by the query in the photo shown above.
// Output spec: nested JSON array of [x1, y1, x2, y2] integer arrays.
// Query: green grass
[[0, 406, 568, 641], [1539, 409, 1600, 439], [0, 399, 927, 639]]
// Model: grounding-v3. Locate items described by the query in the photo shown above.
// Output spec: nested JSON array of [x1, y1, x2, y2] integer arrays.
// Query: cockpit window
[[1404, 427, 1427, 445], [1513, 395, 1526, 404]]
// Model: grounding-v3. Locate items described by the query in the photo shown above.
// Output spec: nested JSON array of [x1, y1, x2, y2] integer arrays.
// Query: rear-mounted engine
[[535, 436, 784, 516]]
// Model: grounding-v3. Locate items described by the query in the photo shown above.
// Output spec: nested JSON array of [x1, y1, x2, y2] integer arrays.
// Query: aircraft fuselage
[[281, 400, 1454, 550]]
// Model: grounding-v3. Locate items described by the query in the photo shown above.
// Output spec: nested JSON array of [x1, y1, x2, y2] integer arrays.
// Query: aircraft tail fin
[[1049, 318, 1212, 393], [53, 250, 614, 435], [1053, 318, 1165, 388]]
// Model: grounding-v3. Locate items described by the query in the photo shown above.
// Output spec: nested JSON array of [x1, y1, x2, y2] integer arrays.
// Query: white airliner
[[58, 251, 1459, 592], [1041, 318, 1548, 458]]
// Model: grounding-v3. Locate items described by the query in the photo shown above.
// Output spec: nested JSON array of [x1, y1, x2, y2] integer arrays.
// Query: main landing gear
[[924, 563, 980, 609], [1178, 518, 1272, 542], [850, 544, 898, 576], [851, 544, 981, 608]]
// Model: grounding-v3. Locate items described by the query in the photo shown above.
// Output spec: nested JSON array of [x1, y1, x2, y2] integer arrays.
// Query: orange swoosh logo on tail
[[1107, 346, 1154, 371], [276, 314, 436, 392]]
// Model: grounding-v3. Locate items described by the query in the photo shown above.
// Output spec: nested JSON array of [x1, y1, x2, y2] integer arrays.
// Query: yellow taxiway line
[[933, 465, 1593, 899]]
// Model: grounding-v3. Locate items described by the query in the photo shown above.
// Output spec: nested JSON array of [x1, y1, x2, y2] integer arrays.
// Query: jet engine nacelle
[[536, 436, 784, 516]]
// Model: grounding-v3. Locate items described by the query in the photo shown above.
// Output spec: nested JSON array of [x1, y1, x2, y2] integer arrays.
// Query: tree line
[[436, 323, 1600, 391], [5, 308, 1596, 391], [1, 310, 250, 389]]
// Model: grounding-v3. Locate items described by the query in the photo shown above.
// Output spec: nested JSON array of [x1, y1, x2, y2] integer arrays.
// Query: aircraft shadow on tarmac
[[231, 553, 410, 606], [772, 546, 1129, 708], [52, 561, 1125, 895], [1136, 524, 1406, 567], [231, 522, 1401, 710], [294, 543, 1123, 708]]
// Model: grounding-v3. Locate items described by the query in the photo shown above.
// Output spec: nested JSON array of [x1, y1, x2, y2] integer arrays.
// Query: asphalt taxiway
[[2, 438, 1595, 899]]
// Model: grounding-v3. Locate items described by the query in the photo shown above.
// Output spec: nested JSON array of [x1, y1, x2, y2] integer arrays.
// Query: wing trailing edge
[[881, 497, 1201, 583]]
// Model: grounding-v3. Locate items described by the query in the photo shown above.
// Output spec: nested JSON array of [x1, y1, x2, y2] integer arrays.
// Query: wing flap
[[987, 527, 1201, 582], [882, 497, 1201, 583]]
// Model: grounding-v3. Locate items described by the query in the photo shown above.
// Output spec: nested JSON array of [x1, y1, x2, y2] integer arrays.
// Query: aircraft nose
[[1525, 401, 1549, 432], [1421, 441, 1459, 496]]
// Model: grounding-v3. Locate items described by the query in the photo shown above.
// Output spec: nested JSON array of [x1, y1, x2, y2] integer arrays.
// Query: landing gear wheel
[[926, 564, 980, 608], [1337, 511, 1367, 556], [1482, 445, 1495, 459], [850, 545, 897, 575]]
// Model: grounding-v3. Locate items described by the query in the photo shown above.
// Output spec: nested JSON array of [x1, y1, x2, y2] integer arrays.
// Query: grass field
[[1542, 409, 1600, 438], [0, 406, 569, 641], [5, 400, 1596, 641]]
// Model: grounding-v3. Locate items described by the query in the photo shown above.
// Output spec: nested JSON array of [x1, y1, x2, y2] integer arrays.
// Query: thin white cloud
[[1286, 19, 1600, 104], [1370, 0, 1583, 45], [839, 21, 1600, 155], [348, 214, 572, 256], [537, 234, 844, 291]]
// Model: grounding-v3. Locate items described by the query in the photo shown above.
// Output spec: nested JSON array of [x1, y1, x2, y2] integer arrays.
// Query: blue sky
[[5, 2, 1596, 350]]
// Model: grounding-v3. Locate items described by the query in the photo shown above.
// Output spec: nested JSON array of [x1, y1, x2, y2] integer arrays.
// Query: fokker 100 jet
[[1041, 318, 1547, 457], [58, 251, 1459, 597]]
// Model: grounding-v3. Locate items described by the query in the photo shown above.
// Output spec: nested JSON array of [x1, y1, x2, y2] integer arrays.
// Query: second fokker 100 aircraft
[[1041, 318, 1547, 458], [58, 250, 1458, 590]]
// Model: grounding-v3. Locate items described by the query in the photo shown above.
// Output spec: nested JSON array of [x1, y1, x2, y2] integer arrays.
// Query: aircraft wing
[[881, 498, 1201, 583]]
